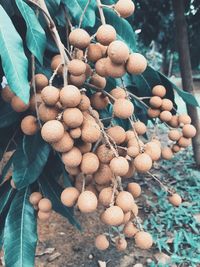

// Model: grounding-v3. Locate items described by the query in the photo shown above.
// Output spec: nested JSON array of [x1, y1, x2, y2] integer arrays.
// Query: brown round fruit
[[123, 222, 138, 237], [161, 99, 173, 111], [52, 132, 74, 153], [38, 198, 52, 212], [149, 96, 162, 108], [161, 147, 173, 160], [152, 85, 166, 98], [105, 58, 126, 78], [134, 153, 152, 173], [110, 156, 129, 176], [51, 55, 63, 75], [106, 126, 126, 145], [115, 237, 127, 251], [126, 53, 147, 75], [29, 93, 42, 112], [21, 115, 38, 136], [61, 187, 80, 207], [90, 73, 107, 89], [95, 234, 109, 251], [96, 144, 114, 164], [110, 88, 127, 99], [96, 24, 116, 46], [172, 144, 181, 153], [94, 164, 113, 185], [29, 192, 42, 205], [11, 96, 29, 112], [81, 121, 101, 143], [113, 99, 134, 119], [103, 206, 124, 226], [77, 191, 98, 213], [169, 115, 179, 128], [1, 86, 15, 103], [60, 85, 81, 107], [145, 141, 161, 161], [70, 127, 82, 139], [38, 210, 51, 221], [115, 0, 135, 18], [182, 124, 196, 138], [98, 187, 113, 207], [78, 142, 92, 154], [63, 108, 83, 128], [134, 121, 147, 135], [95, 58, 108, 77], [178, 137, 191, 148], [116, 191, 134, 212], [62, 147, 82, 167], [78, 94, 91, 111], [38, 103, 59, 122], [80, 152, 100, 174], [134, 231, 153, 249], [90, 92, 109, 110], [69, 28, 90, 49], [70, 74, 86, 87], [159, 111, 172, 122], [108, 40, 129, 64], [68, 59, 86, 76], [87, 43, 103, 62], [178, 114, 191, 125], [127, 146, 140, 158], [127, 182, 141, 198], [41, 120, 64, 143], [168, 193, 182, 207], [147, 108, 160, 118], [34, 73, 48, 92], [168, 129, 182, 141], [41, 86, 60, 106]]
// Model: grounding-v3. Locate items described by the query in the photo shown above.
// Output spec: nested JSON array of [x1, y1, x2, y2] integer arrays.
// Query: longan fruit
[[110, 88, 127, 99], [38, 210, 51, 221], [149, 96, 162, 108], [74, 48, 84, 60], [80, 152, 100, 174], [60, 85, 81, 107], [106, 126, 126, 145], [78, 142, 92, 154], [96, 24, 116, 46], [95, 58, 108, 77], [168, 193, 182, 207], [123, 222, 139, 238], [29, 93, 42, 112], [110, 156, 129, 176], [96, 144, 114, 163], [77, 191, 98, 213], [11, 96, 29, 112], [126, 53, 147, 75], [134, 231, 153, 249], [41, 120, 64, 143], [178, 114, 191, 125], [172, 144, 181, 153], [108, 40, 129, 64], [63, 108, 83, 128], [178, 137, 191, 148], [52, 132, 74, 153], [127, 182, 141, 198], [90, 73, 107, 89], [169, 115, 179, 128], [103, 206, 124, 226], [1, 86, 15, 103], [168, 129, 182, 141], [115, 237, 127, 251], [85, 63, 93, 78], [133, 153, 152, 173], [98, 187, 113, 207], [115, 0, 135, 18], [159, 111, 172, 122], [70, 127, 82, 139], [152, 85, 166, 98], [125, 130, 136, 141], [41, 86, 60, 106], [90, 92, 109, 110], [182, 124, 196, 138], [51, 55, 63, 75], [62, 147, 82, 167], [78, 94, 91, 111], [128, 138, 144, 148], [34, 73, 48, 92], [69, 28, 90, 49], [122, 162, 136, 179], [113, 99, 134, 119], [94, 164, 113, 185], [161, 99, 173, 111], [97, 43, 108, 56], [122, 211, 131, 224], [38, 103, 59, 122], [147, 108, 160, 118], [68, 59, 86, 76], [132, 202, 139, 216], [21, 115, 39, 136], [134, 121, 147, 135], [81, 121, 101, 143], [61, 187, 80, 207], [116, 191, 134, 212], [38, 198, 52, 212], [69, 74, 86, 87], [86, 184, 98, 197], [65, 166, 80, 176], [95, 235, 109, 251], [145, 141, 161, 161], [105, 58, 126, 78], [87, 43, 103, 62], [29, 192, 42, 205], [161, 147, 173, 160]]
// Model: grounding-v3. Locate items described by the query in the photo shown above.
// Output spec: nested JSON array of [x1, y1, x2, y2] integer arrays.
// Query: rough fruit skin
[[152, 85, 166, 97], [172, 144, 181, 153], [80, 152, 100, 174], [110, 157, 129, 176], [78, 142, 92, 154], [87, 44, 103, 62], [105, 58, 126, 78], [65, 166, 80, 176], [52, 132, 74, 153], [61, 187, 80, 207], [113, 99, 134, 119], [133, 153, 152, 173], [127, 183, 141, 198], [96, 144, 114, 163], [29, 93, 42, 112], [95, 235, 109, 250], [91, 93, 109, 110], [95, 58, 108, 77], [182, 124, 196, 138], [108, 40, 129, 64], [81, 122, 101, 143], [145, 141, 161, 161], [115, 0, 135, 18], [178, 114, 191, 125], [161, 147, 173, 160], [115, 237, 127, 251], [1, 86, 15, 103], [96, 24, 116, 46], [147, 108, 160, 118], [94, 164, 113, 185], [123, 222, 138, 237], [70, 128, 81, 139], [168, 193, 182, 207], [38, 198, 52, 212], [62, 147, 82, 167], [168, 129, 182, 141], [98, 187, 113, 207], [38, 103, 59, 122], [110, 88, 126, 99], [69, 29, 90, 49], [60, 85, 81, 107], [169, 115, 179, 128], [123, 162, 136, 179], [11, 96, 29, 112], [134, 231, 153, 249], [103, 206, 124, 226], [21, 115, 38, 135], [51, 55, 63, 75], [116, 191, 134, 212], [149, 96, 162, 108], [29, 192, 42, 205], [106, 126, 126, 145], [38, 210, 51, 221], [41, 120, 64, 143], [70, 74, 86, 87], [68, 59, 86, 76], [134, 121, 147, 135], [90, 74, 107, 89], [159, 111, 172, 122], [78, 94, 91, 111], [41, 86, 60, 106], [178, 137, 191, 148], [34, 73, 49, 92], [161, 99, 173, 111], [126, 53, 147, 75], [77, 191, 98, 213], [63, 108, 83, 128]]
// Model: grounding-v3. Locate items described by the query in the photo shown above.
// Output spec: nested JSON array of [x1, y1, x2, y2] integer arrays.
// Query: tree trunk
[[172, 0, 200, 167]]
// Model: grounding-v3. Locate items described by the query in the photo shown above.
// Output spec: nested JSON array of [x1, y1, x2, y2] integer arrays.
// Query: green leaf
[[0, 99, 21, 128], [0, 181, 14, 214], [0, 153, 14, 184], [16, 0, 46, 65], [4, 186, 37, 267], [0, 5, 30, 104], [12, 133, 51, 189], [62, 0, 96, 28], [39, 175, 81, 230]]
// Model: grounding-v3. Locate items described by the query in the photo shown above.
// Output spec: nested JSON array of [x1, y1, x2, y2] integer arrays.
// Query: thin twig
[[49, 63, 62, 86], [147, 171, 173, 194], [96, 0, 106, 25], [79, 0, 92, 28]]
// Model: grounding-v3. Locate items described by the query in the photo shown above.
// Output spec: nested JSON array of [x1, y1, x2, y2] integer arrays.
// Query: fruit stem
[[147, 171, 173, 194], [79, 0, 92, 28], [85, 82, 116, 102], [49, 63, 63, 86], [110, 178, 118, 206], [96, 0, 106, 25]]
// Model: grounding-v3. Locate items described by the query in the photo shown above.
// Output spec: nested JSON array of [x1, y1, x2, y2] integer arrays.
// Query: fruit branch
[[147, 171, 173, 194], [96, 0, 106, 25], [79, 0, 92, 28]]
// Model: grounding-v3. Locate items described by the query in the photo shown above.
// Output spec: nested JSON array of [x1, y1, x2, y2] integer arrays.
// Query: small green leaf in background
[[4, 186, 37, 267], [12, 133, 51, 189], [0, 181, 14, 214], [16, 0, 47, 65], [0, 5, 30, 104]]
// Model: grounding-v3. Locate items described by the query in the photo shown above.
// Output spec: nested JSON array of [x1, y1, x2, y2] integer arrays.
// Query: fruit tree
[[0, 0, 199, 266]]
